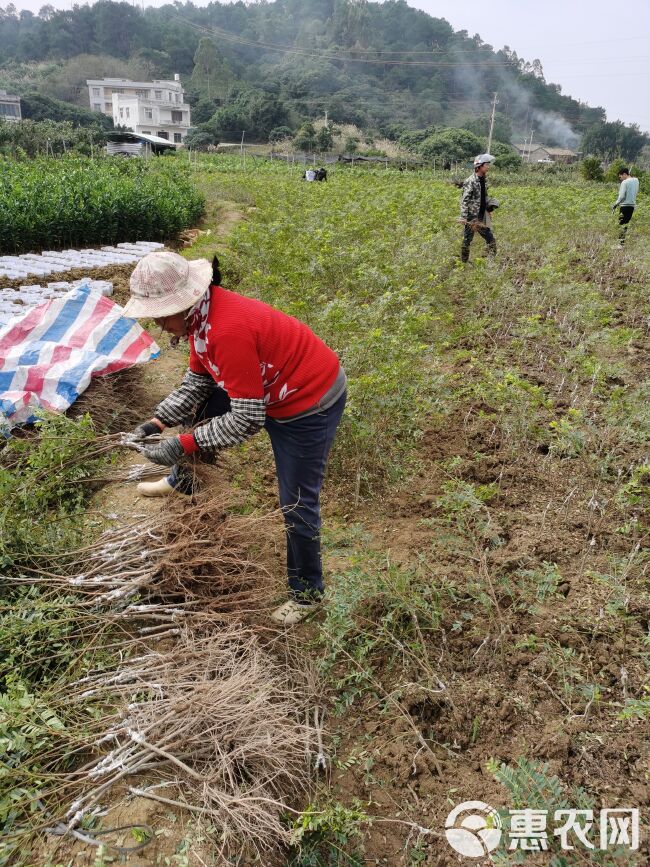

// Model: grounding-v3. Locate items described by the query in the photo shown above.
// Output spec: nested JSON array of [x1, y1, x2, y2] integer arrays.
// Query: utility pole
[[487, 92, 498, 153], [526, 128, 535, 162]]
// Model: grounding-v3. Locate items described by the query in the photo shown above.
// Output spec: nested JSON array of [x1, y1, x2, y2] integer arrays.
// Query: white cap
[[473, 153, 496, 167]]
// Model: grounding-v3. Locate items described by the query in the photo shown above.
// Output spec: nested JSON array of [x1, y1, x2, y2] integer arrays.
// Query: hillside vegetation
[[2, 0, 646, 159]]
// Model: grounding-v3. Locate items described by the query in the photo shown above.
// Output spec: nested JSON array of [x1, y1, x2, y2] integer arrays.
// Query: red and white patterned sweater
[[154, 285, 340, 452]]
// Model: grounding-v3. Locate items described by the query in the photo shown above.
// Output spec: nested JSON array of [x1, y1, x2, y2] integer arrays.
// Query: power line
[[176, 16, 650, 72], [175, 17, 521, 66]]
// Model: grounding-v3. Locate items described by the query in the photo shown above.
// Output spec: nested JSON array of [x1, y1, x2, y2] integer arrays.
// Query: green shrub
[[418, 128, 483, 162], [605, 157, 628, 182], [494, 152, 522, 170], [580, 156, 604, 181]]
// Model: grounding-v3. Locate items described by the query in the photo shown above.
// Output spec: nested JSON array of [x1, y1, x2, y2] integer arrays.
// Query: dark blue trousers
[[170, 388, 346, 601], [265, 393, 346, 600]]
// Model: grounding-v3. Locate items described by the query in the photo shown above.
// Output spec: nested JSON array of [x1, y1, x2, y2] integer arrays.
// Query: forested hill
[[0, 0, 613, 144]]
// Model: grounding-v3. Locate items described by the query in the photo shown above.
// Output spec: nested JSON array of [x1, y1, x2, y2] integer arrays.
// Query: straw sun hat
[[123, 251, 213, 318]]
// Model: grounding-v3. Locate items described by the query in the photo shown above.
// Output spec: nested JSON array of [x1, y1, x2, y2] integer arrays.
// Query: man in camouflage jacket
[[460, 153, 497, 262]]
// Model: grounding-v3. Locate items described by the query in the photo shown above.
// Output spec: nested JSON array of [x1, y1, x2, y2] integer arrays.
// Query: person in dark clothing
[[459, 153, 497, 262]]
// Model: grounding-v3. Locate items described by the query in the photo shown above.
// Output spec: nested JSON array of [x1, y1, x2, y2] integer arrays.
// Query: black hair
[[212, 255, 222, 285], [619, 167, 630, 176]]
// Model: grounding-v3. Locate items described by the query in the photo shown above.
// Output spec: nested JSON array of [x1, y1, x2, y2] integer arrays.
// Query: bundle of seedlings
[[60, 625, 318, 860], [15, 492, 280, 620]]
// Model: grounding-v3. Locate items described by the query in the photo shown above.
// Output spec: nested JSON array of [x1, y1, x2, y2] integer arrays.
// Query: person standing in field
[[124, 252, 347, 626], [612, 167, 639, 246], [459, 153, 497, 263]]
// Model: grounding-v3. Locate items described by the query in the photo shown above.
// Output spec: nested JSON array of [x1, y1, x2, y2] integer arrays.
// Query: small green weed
[[317, 556, 441, 713], [288, 801, 368, 866], [548, 409, 587, 458]]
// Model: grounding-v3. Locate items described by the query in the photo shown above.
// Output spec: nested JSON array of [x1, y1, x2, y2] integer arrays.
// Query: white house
[[0, 90, 21, 122], [86, 76, 191, 144]]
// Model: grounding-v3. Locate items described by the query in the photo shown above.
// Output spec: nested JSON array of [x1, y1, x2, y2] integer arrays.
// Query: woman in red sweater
[[124, 251, 346, 626]]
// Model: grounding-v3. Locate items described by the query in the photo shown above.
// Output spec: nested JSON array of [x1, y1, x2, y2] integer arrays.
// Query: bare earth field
[[7, 163, 648, 867]]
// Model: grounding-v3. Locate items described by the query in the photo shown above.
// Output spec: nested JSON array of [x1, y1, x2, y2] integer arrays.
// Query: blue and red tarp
[[0, 282, 159, 431]]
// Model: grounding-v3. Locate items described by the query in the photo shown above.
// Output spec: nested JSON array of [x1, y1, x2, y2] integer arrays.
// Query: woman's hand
[[142, 437, 184, 467], [131, 419, 164, 441]]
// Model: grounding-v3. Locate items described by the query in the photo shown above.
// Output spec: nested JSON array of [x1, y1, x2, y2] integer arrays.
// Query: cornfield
[[0, 155, 205, 254]]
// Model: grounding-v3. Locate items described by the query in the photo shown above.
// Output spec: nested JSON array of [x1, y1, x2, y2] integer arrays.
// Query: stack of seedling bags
[[0, 241, 164, 281], [0, 280, 114, 326]]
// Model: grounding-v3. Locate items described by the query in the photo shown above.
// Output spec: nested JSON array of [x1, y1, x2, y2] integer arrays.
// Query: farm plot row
[[0, 156, 204, 255], [1, 159, 647, 865], [198, 160, 648, 863]]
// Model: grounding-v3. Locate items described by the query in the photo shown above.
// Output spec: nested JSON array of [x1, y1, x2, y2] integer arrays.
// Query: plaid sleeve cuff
[[192, 398, 267, 450]]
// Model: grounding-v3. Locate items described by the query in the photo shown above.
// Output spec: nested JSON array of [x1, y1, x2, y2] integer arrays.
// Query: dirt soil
[[27, 200, 649, 867], [320, 261, 650, 865]]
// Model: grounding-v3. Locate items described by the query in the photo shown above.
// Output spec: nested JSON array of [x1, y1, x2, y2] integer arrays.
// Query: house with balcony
[[86, 76, 191, 144], [0, 90, 21, 122]]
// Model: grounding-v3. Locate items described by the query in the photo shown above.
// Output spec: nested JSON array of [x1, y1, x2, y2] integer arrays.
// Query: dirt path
[[33, 200, 256, 867]]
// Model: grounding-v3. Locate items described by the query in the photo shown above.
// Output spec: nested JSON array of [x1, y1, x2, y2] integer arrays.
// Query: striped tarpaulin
[[0, 282, 159, 431]]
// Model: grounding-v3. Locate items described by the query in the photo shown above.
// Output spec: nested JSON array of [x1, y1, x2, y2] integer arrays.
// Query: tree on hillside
[[190, 38, 231, 103], [293, 121, 317, 151], [316, 123, 334, 152], [130, 47, 173, 80], [460, 112, 513, 145], [206, 88, 289, 142], [15, 10, 47, 62], [42, 53, 140, 106], [192, 97, 221, 125], [330, 0, 371, 48], [93, 1, 145, 59], [581, 120, 648, 162]]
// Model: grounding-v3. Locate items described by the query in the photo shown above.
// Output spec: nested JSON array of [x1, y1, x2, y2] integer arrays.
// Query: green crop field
[[1, 157, 648, 865], [0, 155, 205, 254]]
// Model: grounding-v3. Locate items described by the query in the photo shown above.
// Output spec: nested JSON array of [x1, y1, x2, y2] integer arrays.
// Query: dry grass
[[13, 490, 319, 862], [63, 626, 316, 861], [71, 367, 151, 434], [20, 489, 280, 618]]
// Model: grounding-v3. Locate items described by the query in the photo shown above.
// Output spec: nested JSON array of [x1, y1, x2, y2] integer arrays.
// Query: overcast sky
[[411, 0, 650, 131], [7, 0, 650, 131]]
